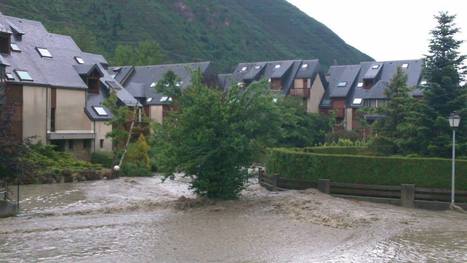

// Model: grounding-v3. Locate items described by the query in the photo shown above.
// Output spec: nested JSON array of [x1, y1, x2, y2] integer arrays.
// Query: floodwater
[[0, 176, 466, 263]]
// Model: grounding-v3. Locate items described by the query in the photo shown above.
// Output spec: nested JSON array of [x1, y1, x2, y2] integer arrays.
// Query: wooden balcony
[[289, 88, 310, 98]]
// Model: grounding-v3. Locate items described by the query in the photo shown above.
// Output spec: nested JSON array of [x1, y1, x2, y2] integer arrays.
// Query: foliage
[[276, 97, 331, 147], [91, 151, 114, 169], [103, 92, 131, 153], [124, 134, 151, 174], [416, 12, 467, 157], [153, 73, 282, 199], [325, 129, 362, 143], [318, 138, 368, 147], [0, 0, 371, 71], [111, 41, 165, 66], [266, 148, 467, 190], [120, 162, 152, 177]]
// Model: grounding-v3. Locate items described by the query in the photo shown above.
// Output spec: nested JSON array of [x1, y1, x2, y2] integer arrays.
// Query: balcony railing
[[289, 88, 310, 98]]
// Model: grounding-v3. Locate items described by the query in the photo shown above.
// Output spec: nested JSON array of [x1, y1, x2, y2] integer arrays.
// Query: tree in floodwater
[[153, 72, 282, 199]]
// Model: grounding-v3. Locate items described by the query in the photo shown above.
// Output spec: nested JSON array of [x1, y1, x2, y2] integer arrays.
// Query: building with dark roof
[[0, 12, 138, 158], [111, 62, 216, 123], [220, 59, 325, 113], [321, 59, 424, 131]]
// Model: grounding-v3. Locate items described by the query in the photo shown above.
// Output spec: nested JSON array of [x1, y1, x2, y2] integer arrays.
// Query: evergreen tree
[[420, 12, 467, 156], [111, 41, 165, 66]]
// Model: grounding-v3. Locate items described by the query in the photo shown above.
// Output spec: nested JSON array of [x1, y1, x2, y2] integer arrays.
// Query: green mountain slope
[[0, 0, 372, 71]]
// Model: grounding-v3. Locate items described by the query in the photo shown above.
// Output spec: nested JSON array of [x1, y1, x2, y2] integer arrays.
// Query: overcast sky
[[287, 0, 467, 61]]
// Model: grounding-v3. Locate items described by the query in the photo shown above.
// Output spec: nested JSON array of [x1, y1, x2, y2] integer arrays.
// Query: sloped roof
[[112, 61, 212, 106]]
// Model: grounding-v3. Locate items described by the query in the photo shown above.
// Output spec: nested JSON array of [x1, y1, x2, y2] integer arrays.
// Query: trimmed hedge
[[266, 148, 467, 191], [91, 152, 114, 168], [304, 146, 372, 156]]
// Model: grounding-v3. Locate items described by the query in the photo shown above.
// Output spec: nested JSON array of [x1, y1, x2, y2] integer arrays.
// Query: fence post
[[272, 174, 279, 190], [318, 179, 331, 194], [401, 184, 415, 208]]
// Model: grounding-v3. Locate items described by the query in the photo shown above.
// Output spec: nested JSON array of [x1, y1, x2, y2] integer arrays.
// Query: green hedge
[[91, 152, 114, 168], [266, 148, 467, 190], [303, 146, 372, 156]]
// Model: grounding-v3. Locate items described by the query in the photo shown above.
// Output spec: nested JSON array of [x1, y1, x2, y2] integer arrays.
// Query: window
[[5, 73, 14, 80], [353, 98, 363, 105], [371, 65, 380, 70], [255, 65, 261, 70], [93, 106, 108, 116], [100, 139, 104, 149], [237, 82, 245, 88], [36, 47, 52, 58], [301, 64, 309, 69], [176, 81, 183, 87], [272, 98, 278, 103], [420, 80, 428, 86], [146, 97, 153, 103], [15, 70, 33, 81], [10, 43, 21, 52], [150, 82, 157, 88], [357, 82, 364, 88], [83, 140, 91, 149], [68, 140, 74, 150], [337, 81, 347, 87], [401, 63, 409, 69], [50, 107, 56, 132], [75, 56, 85, 64], [274, 64, 281, 69], [240, 66, 248, 72], [160, 96, 169, 102]]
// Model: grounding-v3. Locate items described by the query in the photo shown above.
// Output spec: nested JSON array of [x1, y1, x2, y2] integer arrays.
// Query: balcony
[[289, 88, 310, 98]]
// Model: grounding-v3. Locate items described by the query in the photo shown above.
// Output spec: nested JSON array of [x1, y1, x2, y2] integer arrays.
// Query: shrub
[[120, 162, 152, 177], [304, 146, 372, 156], [121, 134, 152, 177], [91, 152, 114, 168], [266, 148, 467, 190]]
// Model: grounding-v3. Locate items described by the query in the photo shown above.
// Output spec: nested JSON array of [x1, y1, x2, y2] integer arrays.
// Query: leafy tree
[[125, 134, 151, 170], [371, 68, 422, 155], [419, 12, 467, 156], [153, 73, 282, 199], [111, 41, 165, 66], [103, 92, 131, 153]]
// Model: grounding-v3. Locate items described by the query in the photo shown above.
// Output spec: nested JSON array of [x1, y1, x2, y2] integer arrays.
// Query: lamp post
[[448, 112, 461, 206]]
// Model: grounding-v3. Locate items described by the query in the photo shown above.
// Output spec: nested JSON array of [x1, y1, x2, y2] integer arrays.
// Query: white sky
[[287, 0, 467, 61]]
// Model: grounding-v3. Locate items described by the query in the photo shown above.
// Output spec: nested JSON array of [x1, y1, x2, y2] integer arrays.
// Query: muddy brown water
[[0, 176, 466, 262]]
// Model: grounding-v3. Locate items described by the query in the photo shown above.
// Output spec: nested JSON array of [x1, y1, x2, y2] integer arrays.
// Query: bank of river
[[0, 176, 466, 262]]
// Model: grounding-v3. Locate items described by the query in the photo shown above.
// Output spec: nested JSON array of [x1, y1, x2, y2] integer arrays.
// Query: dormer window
[[5, 72, 14, 80], [146, 97, 153, 103], [274, 64, 281, 69], [401, 63, 409, 69], [15, 70, 33, 81], [371, 65, 380, 70], [357, 82, 364, 88], [337, 81, 347, 88], [93, 106, 108, 116], [353, 98, 363, 105], [240, 66, 248, 72], [0, 33, 11, 54], [36, 47, 52, 58], [10, 43, 21, 52], [301, 64, 309, 69], [75, 56, 85, 64]]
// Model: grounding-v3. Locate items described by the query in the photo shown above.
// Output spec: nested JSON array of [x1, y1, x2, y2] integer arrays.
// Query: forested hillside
[[0, 0, 372, 71]]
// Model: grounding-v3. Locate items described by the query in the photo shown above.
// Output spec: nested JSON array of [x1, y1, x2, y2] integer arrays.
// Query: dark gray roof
[[217, 74, 234, 92], [224, 59, 321, 95], [326, 65, 361, 98], [112, 62, 212, 106]]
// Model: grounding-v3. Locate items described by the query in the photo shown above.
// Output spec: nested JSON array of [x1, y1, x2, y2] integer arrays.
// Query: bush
[[91, 152, 114, 168], [120, 162, 152, 177], [304, 146, 372, 155], [266, 148, 467, 190]]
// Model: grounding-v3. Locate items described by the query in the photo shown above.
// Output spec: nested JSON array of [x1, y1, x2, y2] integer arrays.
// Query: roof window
[[15, 70, 33, 81], [302, 64, 309, 69], [160, 96, 169, 102], [357, 82, 364, 88], [36, 47, 52, 58], [353, 98, 363, 105], [255, 65, 261, 70], [337, 81, 347, 87], [274, 64, 281, 69], [146, 97, 153, 103], [75, 56, 85, 64], [10, 43, 21, 52], [5, 72, 14, 80], [401, 63, 409, 68], [93, 106, 108, 116], [241, 66, 248, 72], [150, 82, 157, 88], [371, 65, 380, 70]]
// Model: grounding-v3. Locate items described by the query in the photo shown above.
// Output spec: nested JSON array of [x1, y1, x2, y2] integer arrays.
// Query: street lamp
[[448, 112, 461, 207]]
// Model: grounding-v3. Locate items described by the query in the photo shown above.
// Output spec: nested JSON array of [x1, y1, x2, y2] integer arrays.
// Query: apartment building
[[320, 59, 424, 131], [111, 62, 215, 123], [0, 13, 138, 159], [220, 59, 325, 113]]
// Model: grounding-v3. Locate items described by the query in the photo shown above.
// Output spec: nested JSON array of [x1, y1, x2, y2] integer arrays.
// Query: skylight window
[[337, 81, 347, 87], [5, 73, 14, 80], [15, 70, 33, 81], [176, 81, 183, 87], [75, 56, 85, 64], [357, 82, 364, 88], [371, 65, 380, 70], [160, 96, 169, 102], [420, 80, 428, 86], [302, 64, 309, 69], [146, 97, 153, 103], [241, 66, 248, 72], [93, 106, 108, 116], [353, 98, 363, 105], [10, 43, 21, 52], [255, 65, 261, 70], [150, 82, 157, 88], [401, 63, 409, 68], [36, 47, 52, 58], [274, 64, 281, 69]]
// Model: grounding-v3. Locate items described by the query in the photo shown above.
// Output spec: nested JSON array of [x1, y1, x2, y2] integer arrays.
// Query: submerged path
[[0, 176, 466, 262]]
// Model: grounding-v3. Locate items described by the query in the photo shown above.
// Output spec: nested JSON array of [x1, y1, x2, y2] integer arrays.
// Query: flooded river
[[0, 176, 466, 262]]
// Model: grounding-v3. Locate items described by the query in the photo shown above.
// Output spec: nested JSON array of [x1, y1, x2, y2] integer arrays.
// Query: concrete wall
[[94, 121, 112, 152], [307, 76, 325, 113], [22, 85, 48, 143], [55, 89, 92, 132], [345, 108, 353, 131], [150, 105, 164, 124]]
